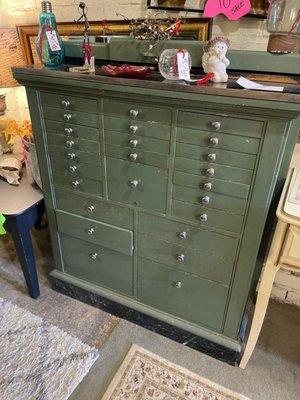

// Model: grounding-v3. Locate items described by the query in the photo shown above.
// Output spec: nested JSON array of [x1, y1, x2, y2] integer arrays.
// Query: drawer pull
[[86, 228, 95, 235], [71, 180, 80, 188], [206, 168, 215, 177], [67, 152, 76, 160], [173, 281, 182, 289], [129, 125, 138, 134], [203, 182, 212, 191], [128, 180, 139, 188], [207, 153, 216, 162], [69, 165, 77, 173], [129, 139, 138, 148], [178, 231, 188, 240], [129, 153, 138, 162], [66, 140, 75, 148], [64, 113, 72, 121], [62, 100, 71, 108], [176, 254, 186, 262], [130, 109, 139, 118], [86, 205, 95, 213], [209, 137, 219, 147], [65, 127, 73, 136], [89, 252, 98, 260], [198, 213, 208, 222], [211, 121, 221, 131], [201, 196, 210, 205]]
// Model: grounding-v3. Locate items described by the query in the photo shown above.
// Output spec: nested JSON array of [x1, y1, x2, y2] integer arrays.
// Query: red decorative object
[[101, 64, 156, 78]]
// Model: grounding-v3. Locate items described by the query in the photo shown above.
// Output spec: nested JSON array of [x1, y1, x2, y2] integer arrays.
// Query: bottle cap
[[41, 1, 52, 13]]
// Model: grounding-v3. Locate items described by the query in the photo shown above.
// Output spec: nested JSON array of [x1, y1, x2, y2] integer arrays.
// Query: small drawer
[[52, 169, 102, 197], [49, 145, 101, 166], [103, 99, 171, 125], [178, 111, 263, 138], [55, 188, 134, 230], [139, 233, 234, 285], [176, 142, 256, 170], [107, 158, 168, 214], [280, 226, 300, 269], [138, 213, 238, 259], [50, 155, 102, 181], [104, 116, 171, 140], [106, 144, 169, 169], [61, 234, 133, 295], [138, 258, 228, 331], [173, 171, 250, 200], [43, 107, 99, 128], [45, 120, 99, 141], [56, 210, 133, 256], [173, 185, 247, 215], [172, 200, 244, 235], [177, 127, 260, 155], [47, 133, 100, 154], [105, 131, 170, 154], [40, 92, 98, 113], [175, 157, 253, 185]]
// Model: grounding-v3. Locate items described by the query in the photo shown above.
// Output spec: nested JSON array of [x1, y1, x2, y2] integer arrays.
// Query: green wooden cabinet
[[13, 65, 300, 354]]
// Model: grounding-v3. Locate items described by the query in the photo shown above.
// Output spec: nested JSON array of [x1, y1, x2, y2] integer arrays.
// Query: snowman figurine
[[202, 37, 230, 83]]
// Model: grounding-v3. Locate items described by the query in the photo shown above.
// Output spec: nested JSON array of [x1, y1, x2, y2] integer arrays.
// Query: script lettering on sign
[[204, 0, 251, 20]]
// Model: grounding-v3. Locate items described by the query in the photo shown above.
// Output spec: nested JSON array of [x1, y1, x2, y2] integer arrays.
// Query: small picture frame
[[147, 0, 206, 13]]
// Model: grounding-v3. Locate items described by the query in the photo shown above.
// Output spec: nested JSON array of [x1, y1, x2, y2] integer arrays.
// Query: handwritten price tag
[[204, 0, 251, 20], [46, 30, 61, 52], [177, 51, 190, 81]]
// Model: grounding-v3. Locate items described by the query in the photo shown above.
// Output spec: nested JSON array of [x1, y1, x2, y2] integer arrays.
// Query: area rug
[[102, 344, 250, 400], [0, 297, 99, 400]]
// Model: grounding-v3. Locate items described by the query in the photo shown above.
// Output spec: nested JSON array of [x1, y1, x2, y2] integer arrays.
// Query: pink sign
[[204, 0, 251, 21]]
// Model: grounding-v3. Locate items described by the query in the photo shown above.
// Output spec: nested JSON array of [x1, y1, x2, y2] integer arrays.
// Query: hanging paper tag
[[204, 0, 251, 21], [0, 214, 6, 235], [46, 30, 61, 52], [177, 51, 190, 81]]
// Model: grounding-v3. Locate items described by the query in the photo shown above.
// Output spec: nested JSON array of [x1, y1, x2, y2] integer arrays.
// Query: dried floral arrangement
[[1, 119, 33, 146]]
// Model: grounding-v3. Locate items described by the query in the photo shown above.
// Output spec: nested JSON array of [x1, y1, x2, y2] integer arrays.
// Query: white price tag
[[177, 51, 190, 81], [46, 30, 61, 52]]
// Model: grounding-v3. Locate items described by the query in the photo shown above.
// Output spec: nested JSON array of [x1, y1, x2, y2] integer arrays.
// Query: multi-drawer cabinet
[[13, 66, 300, 360]]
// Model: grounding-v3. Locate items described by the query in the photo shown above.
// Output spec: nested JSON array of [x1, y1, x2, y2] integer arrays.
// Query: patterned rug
[[0, 297, 99, 400], [102, 344, 250, 400]]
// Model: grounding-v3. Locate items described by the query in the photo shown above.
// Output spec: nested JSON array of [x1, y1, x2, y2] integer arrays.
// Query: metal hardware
[[207, 153, 216, 162], [198, 213, 208, 222], [129, 153, 138, 161], [128, 180, 139, 188], [209, 137, 219, 146], [203, 182, 212, 191], [89, 253, 98, 260], [71, 180, 80, 188], [211, 121, 221, 131], [201, 196, 210, 205], [130, 109, 139, 118], [64, 127, 73, 136], [64, 113, 72, 121], [62, 99, 71, 108], [129, 125, 138, 134], [86, 228, 95, 235], [67, 152, 76, 160], [173, 282, 182, 289], [69, 165, 77, 173], [176, 254, 185, 262], [86, 205, 95, 213], [206, 168, 215, 177], [178, 231, 187, 240], [66, 140, 75, 148], [129, 139, 138, 148]]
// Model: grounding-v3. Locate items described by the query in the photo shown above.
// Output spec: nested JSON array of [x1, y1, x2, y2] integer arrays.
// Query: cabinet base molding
[[51, 273, 242, 365]]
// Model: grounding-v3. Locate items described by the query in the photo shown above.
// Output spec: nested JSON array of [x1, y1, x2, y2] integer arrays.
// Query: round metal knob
[[69, 165, 77, 173], [206, 168, 215, 177], [62, 100, 71, 108], [71, 180, 80, 188], [64, 113, 72, 121], [86, 205, 95, 213], [65, 127, 73, 136], [211, 121, 221, 131], [66, 140, 74, 148], [207, 153, 216, 162], [89, 253, 98, 260], [129, 153, 138, 162], [129, 139, 138, 148], [128, 180, 139, 188], [129, 125, 138, 134], [209, 137, 219, 147], [203, 182, 212, 191], [130, 109, 139, 118], [67, 152, 76, 160], [176, 254, 185, 262], [178, 231, 188, 240], [86, 228, 95, 235], [173, 282, 182, 289], [198, 213, 208, 222], [201, 196, 210, 205]]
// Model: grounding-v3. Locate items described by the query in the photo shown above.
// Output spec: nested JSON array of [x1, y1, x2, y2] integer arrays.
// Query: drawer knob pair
[[71, 180, 80, 188], [206, 168, 215, 178], [65, 127, 73, 136], [86, 228, 95, 235], [129, 153, 138, 162], [176, 254, 185, 262], [209, 137, 219, 147], [207, 153, 216, 162], [173, 282, 182, 289], [86, 205, 95, 213], [203, 182, 212, 191], [89, 252, 98, 260], [198, 213, 208, 222], [62, 99, 71, 108], [211, 121, 221, 131], [129, 139, 138, 148], [64, 113, 72, 121], [69, 165, 77, 173], [66, 140, 75, 148], [129, 125, 138, 134], [128, 180, 139, 188], [178, 231, 188, 240], [130, 109, 139, 118]]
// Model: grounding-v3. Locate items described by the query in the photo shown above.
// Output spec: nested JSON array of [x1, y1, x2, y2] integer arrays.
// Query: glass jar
[[158, 49, 192, 81]]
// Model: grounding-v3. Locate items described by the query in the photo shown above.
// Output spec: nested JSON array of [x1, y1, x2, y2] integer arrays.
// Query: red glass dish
[[101, 64, 155, 78]]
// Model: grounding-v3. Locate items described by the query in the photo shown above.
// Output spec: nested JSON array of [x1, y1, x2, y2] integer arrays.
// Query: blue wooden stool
[[0, 169, 44, 299]]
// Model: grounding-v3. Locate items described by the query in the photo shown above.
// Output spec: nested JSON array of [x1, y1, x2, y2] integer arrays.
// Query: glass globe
[[158, 49, 192, 81]]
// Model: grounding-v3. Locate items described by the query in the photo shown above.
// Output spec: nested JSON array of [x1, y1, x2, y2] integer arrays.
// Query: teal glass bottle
[[36, 1, 65, 68]]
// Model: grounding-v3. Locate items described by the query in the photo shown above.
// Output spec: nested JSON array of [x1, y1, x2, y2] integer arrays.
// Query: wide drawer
[[45, 120, 99, 141], [50, 155, 102, 181], [138, 258, 228, 331], [49, 145, 101, 166], [106, 145, 169, 169], [176, 142, 256, 170], [40, 92, 98, 113], [104, 116, 171, 140], [139, 233, 234, 285], [138, 213, 238, 259], [107, 158, 168, 214], [103, 99, 171, 124], [43, 107, 99, 128], [55, 188, 134, 230], [172, 200, 244, 234], [52, 169, 102, 197], [105, 130, 170, 154], [178, 111, 263, 138], [56, 210, 133, 256], [177, 127, 260, 155], [173, 185, 247, 215], [47, 133, 100, 154], [61, 234, 133, 295]]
